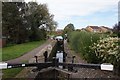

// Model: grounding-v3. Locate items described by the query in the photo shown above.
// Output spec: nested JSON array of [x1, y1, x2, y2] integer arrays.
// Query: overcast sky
[[25, 0, 119, 29]]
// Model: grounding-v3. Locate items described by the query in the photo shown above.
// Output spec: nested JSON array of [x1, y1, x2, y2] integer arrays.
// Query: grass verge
[[2, 68, 23, 78], [2, 40, 45, 61], [2, 60, 29, 79]]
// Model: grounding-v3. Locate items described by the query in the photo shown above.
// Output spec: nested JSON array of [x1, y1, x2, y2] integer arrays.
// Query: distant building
[[100, 26, 112, 33], [86, 26, 112, 33], [86, 26, 100, 32], [56, 29, 63, 35]]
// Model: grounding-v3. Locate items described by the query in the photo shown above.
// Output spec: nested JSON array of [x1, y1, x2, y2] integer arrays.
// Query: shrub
[[68, 31, 106, 63], [89, 37, 120, 65]]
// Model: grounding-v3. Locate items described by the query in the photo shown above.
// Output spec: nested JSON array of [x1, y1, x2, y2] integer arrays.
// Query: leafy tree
[[113, 22, 120, 37], [26, 2, 57, 41], [2, 2, 57, 44], [2, 2, 28, 44], [63, 23, 75, 34]]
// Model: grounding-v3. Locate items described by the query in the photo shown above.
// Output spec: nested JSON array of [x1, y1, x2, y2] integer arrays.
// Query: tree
[[26, 2, 57, 41], [2, 2, 57, 43], [2, 2, 28, 44], [63, 23, 75, 34], [113, 22, 120, 37]]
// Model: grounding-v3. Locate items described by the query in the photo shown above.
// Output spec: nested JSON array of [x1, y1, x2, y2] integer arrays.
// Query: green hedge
[[68, 31, 107, 63]]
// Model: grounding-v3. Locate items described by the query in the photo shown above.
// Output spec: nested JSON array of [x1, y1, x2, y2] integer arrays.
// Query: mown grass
[[2, 40, 45, 61], [2, 60, 28, 79], [68, 31, 107, 63], [2, 68, 23, 78], [2, 40, 45, 78]]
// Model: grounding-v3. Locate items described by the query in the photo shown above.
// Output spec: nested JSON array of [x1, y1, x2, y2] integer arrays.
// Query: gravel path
[[64, 40, 119, 79]]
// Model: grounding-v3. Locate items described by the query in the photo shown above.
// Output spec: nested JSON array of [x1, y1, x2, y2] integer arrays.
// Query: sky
[[25, 0, 119, 29]]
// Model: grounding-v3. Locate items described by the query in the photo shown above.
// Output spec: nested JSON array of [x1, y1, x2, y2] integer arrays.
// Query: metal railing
[[0, 57, 113, 71]]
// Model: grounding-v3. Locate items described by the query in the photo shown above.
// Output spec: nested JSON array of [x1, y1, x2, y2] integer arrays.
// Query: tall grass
[[68, 31, 107, 63]]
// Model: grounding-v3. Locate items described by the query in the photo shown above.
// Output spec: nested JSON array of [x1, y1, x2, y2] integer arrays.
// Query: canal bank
[[15, 40, 56, 78], [3, 39, 120, 79], [64, 40, 119, 78]]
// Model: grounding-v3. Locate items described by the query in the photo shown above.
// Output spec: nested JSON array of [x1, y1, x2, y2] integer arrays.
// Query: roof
[[88, 26, 100, 29], [100, 26, 111, 30]]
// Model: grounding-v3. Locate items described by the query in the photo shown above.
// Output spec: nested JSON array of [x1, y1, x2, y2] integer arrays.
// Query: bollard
[[68, 56, 76, 71], [63, 52, 67, 62], [34, 56, 38, 63], [72, 56, 75, 63], [63, 52, 67, 69], [52, 57, 59, 67], [43, 51, 48, 62]]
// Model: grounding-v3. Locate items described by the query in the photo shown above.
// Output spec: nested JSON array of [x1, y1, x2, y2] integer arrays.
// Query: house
[[86, 26, 101, 32], [86, 26, 112, 33], [100, 26, 112, 33], [56, 29, 63, 35]]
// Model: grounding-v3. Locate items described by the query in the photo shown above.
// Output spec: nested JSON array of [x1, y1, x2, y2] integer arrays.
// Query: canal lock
[[34, 39, 71, 80]]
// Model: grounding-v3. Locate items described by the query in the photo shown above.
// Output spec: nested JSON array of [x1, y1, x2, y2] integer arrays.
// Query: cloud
[[33, 0, 118, 20], [25, 0, 119, 28]]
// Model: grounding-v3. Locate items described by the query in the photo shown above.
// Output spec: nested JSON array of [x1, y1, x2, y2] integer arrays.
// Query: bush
[[89, 37, 120, 65], [68, 31, 106, 63]]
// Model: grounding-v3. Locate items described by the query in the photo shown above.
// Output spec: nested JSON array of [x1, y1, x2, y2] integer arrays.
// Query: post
[[63, 52, 67, 62], [34, 56, 38, 63], [52, 57, 59, 67], [68, 56, 76, 71], [72, 56, 75, 63], [63, 52, 67, 69], [43, 51, 48, 62]]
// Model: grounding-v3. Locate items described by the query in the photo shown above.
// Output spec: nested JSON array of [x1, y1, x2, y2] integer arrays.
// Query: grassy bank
[[2, 68, 23, 78], [2, 60, 28, 78], [68, 31, 107, 63], [2, 40, 45, 78], [2, 40, 45, 61]]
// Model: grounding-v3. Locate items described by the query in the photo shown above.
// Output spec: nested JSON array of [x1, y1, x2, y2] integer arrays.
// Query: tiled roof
[[100, 26, 111, 30], [88, 26, 100, 29]]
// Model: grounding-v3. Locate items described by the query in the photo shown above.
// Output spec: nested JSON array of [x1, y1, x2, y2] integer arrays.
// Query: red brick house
[[100, 26, 112, 33], [56, 29, 63, 35], [86, 26, 101, 32], [86, 26, 111, 33]]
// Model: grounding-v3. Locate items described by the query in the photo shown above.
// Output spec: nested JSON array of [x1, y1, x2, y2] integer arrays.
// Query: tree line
[[2, 2, 57, 44], [113, 22, 120, 37]]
